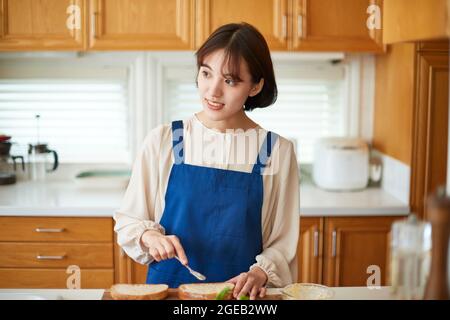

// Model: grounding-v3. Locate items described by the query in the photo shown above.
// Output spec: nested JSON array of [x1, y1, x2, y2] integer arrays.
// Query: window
[[0, 73, 129, 163], [163, 60, 346, 164]]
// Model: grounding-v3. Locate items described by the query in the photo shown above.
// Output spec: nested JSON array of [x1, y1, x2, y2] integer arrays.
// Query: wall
[[373, 43, 416, 165]]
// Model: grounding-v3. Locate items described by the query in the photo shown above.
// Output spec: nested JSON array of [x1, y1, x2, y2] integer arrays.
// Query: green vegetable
[[239, 295, 250, 300], [215, 287, 232, 300]]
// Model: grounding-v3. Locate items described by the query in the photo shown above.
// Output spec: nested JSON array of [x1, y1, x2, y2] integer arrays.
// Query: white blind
[[0, 79, 129, 163], [163, 62, 346, 163]]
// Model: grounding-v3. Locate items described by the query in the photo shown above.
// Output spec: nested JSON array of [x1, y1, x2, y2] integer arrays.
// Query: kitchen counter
[[0, 180, 409, 217], [0, 287, 395, 300], [300, 184, 409, 216]]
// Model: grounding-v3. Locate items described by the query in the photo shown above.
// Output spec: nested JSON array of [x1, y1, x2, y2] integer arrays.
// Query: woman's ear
[[249, 78, 264, 97]]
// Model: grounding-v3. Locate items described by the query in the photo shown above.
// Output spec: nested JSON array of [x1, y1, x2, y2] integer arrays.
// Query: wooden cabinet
[[322, 216, 399, 286], [197, 0, 384, 52], [291, 0, 384, 52], [1, 0, 386, 51], [297, 217, 322, 283], [298, 216, 403, 286], [0, 217, 115, 288], [116, 215, 403, 287], [0, 0, 196, 51], [196, 0, 289, 50], [373, 41, 448, 220], [410, 43, 449, 220], [383, 0, 450, 44], [89, 0, 195, 50], [113, 232, 148, 284], [0, 0, 87, 51]]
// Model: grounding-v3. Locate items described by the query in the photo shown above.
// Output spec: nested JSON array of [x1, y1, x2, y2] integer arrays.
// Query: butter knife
[[175, 256, 206, 281]]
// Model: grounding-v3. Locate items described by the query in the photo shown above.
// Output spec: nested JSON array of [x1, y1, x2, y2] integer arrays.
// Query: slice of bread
[[178, 282, 235, 300], [110, 284, 169, 300]]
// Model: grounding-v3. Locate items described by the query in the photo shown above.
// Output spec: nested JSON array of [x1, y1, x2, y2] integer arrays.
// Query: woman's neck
[[196, 110, 259, 133]]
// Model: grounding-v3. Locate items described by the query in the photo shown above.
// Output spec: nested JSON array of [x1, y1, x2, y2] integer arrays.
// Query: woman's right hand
[[140, 230, 189, 265]]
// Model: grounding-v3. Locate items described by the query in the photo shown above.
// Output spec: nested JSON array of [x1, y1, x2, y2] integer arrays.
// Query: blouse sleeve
[[250, 140, 300, 287], [113, 126, 166, 265]]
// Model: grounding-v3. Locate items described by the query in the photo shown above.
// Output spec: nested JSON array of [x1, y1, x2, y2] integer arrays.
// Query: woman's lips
[[205, 98, 225, 110]]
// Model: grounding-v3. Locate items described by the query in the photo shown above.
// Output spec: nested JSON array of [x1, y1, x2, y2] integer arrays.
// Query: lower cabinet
[[116, 215, 406, 287], [0, 215, 403, 288], [0, 216, 115, 289], [298, 216, 405, 286]]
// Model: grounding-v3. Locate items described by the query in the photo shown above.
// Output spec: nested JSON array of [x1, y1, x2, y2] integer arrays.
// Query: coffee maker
[[0, 135, 25, 185]]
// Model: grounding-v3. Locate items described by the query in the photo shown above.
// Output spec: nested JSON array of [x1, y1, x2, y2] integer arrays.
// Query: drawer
[[0, 268, 114, 289], [0, 217, 113, 242], [0, 242, 113, 268]]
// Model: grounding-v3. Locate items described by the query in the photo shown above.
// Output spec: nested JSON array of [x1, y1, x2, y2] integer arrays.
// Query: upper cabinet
[[383, 0, 450, 44], [0, 0, 87, 50], [196, 0, 289, 50], [88, 0, 195, 50], [0, 0, 385, 52], [197, 0, 384, 52], [291, 0, 384, 52]]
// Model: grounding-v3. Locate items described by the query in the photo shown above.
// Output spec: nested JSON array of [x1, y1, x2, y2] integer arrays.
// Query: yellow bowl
[[281, 283, 334, 300]]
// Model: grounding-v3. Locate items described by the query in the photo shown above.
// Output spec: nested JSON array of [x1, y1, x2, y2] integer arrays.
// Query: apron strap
[[171, 120, 184, 164], [252, 131, 278, 174]]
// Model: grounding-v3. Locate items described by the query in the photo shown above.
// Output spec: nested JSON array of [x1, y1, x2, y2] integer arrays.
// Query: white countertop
[[0, 180, 409, 217], [300, 184, 409, 216], [0, 287, 395, 300], [0, 181, 124, 217]]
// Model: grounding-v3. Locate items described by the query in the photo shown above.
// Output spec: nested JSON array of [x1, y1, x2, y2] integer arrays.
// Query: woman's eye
[[225, 79, 236, 86], [201, 70, 209, 77]]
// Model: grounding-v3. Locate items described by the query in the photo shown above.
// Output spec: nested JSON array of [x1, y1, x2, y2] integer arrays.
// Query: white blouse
[[114, 114, 300, 288]]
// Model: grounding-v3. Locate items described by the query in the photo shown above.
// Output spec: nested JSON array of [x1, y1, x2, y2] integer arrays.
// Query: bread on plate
[[178, 282, 235, 300], [110, 284, 169, 300]]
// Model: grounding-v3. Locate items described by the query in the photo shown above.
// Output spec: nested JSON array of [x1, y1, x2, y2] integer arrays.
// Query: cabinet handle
[[91, 12, 96, 37], [35, 228, 65, 233], [297, 15, 303, 38], [331, 230, 337, 257], [36, 255, 66, 260], [313, 230, 319, 257], [282, 15, 287, 39]]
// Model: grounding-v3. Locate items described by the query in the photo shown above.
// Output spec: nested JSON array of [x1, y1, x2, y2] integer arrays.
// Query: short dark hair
[[195, 22, 277, 111]]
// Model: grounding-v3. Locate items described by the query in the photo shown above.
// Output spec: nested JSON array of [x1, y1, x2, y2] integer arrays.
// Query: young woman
[[114, 22, 299, 300]]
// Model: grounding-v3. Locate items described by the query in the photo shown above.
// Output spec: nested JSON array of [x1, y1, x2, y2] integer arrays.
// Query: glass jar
[[390, 214, 432, 299]]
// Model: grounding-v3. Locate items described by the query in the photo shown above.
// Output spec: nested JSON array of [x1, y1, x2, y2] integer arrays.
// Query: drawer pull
[[35, 228, 65, 233], [332, 230, 337, 257], [36, 255, 66, 260], [298, 15, 303, 38], [313, 230, 319, 257]]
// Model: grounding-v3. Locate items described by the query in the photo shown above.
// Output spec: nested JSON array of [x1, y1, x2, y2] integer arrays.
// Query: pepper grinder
[[424, 186, 450, 300]]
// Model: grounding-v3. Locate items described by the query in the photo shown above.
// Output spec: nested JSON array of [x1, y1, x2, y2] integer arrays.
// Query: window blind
[[163, 62, 346, 164], [0, 79, 129, 163]]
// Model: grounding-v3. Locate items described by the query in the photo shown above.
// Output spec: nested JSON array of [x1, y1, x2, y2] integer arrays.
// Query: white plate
[[281, 283, 334, 300]]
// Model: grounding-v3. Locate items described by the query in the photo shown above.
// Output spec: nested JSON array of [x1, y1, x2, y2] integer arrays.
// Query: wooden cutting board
[[102, 288, 283, 300]]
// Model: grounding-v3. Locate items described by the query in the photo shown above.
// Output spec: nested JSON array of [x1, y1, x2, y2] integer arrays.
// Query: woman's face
[[197, 49, 263, 122]]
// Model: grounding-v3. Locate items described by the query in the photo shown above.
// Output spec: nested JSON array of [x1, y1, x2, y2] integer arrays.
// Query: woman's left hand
[[226, 267, 268, 300]]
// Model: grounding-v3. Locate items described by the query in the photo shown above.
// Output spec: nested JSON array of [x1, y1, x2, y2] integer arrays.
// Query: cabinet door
[[291, 0, 384, 52], [298, 217, 323, 283], [323, 216, 401, 287], [410, 48, 449, 220], [88, 0, 195, 50], [114, 234, 148, 284], [196, 0, 289, 50], [383, 0, 449, 43], [0, 0, 86, 50]]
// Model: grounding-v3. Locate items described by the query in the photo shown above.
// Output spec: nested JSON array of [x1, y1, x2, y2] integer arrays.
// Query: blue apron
[[146, 120, 278, 288]]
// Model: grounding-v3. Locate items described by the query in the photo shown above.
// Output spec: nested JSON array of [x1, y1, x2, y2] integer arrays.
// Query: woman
[[114, 22, 299, 300]]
